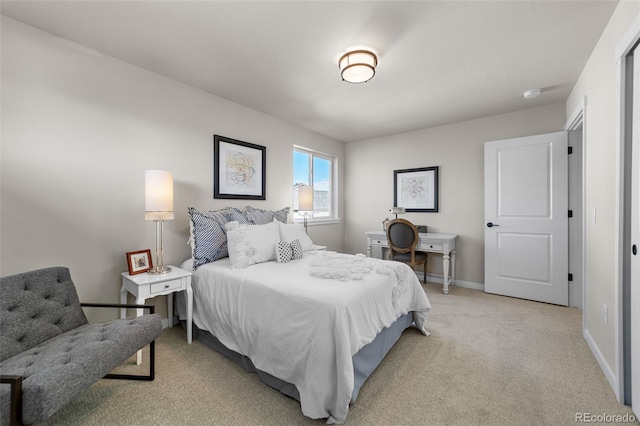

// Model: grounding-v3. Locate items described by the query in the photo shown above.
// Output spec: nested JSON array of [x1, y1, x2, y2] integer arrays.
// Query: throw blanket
[[309, 252, 415, 308]]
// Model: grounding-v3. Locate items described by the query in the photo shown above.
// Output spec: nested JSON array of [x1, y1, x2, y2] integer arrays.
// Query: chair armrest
[[80, 303, 155, 314], [0, 375, 22, 425], [79, 303, 159, 382]]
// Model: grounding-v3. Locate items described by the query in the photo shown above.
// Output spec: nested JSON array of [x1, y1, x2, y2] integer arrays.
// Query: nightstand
[[120, 266, 193, 364]]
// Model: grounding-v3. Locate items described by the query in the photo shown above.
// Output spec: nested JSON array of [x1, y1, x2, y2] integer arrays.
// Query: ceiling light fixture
[[523, 89, 541, 99], [339, 49, 378, 83]]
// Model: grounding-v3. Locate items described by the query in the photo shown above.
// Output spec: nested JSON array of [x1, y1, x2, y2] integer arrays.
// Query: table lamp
[[298, 185, 313, 233], [390, 207, 406, 219], [145, 170, 174, 274]]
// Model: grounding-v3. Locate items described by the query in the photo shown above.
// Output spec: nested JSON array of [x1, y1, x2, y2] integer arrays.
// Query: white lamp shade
[[145, 170, 174, 220], [298, 185, 313, 211], [390, 207, 406, 215], [339, 49, 377, 83]]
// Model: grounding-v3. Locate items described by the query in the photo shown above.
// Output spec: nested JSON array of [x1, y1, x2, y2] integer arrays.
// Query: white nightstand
[[120, 266, 193, 364]]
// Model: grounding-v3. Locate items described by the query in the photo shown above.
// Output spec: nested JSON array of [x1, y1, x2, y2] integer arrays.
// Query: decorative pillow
[[188, 207, 233, 269], [245, 206, 290, 225], [225, 221, 280, 269], [277, 221, 314, 251], [188, 207, 231, 251], [226, 207, 254, 224], [273, 207, 290, 223], [275, 239, 304, 263]]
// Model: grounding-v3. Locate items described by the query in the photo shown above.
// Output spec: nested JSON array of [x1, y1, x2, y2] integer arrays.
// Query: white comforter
[[179, 251, 431, 423]]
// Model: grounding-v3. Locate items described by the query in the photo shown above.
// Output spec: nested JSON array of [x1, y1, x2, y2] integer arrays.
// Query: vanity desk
[[366, 230, 458, 294]]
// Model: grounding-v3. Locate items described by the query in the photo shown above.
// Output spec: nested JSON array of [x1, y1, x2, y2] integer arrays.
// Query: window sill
[[293, 218, 341, 226]]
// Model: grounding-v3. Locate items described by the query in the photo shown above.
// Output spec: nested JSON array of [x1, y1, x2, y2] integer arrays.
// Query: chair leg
[[0, 375, 22, 426], [105, 340, 155, 381]]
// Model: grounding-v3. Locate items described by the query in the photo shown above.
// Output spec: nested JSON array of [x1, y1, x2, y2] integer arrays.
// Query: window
[[293, 146, 336, 223]]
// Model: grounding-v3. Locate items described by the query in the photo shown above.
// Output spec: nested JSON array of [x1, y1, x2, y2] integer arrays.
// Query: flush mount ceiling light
[[523, 89, 541, 99], [339, 49, 378, 83]]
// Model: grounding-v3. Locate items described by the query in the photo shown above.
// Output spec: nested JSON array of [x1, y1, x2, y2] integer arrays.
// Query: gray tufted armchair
[[0, 267, 162, 425]]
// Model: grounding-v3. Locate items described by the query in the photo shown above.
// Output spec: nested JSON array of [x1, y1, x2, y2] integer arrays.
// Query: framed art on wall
[[393, 166, 439, 212], [214, 135, 266, 200], [126, 249, 153, 275]]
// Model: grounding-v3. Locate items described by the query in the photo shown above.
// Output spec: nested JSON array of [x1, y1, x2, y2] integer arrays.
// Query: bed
[[177, 207, 431, 423]]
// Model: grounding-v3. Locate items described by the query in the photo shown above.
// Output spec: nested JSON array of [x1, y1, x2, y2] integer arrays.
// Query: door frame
[[616, 15, 640, 406], [565, 98, 587, 312]]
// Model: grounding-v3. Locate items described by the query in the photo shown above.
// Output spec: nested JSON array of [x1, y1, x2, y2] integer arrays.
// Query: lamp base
[[148, 266, 172, 275]]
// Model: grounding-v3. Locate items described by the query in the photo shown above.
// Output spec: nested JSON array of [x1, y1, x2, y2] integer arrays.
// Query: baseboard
[[414, 271, 485, 291], [583, 327, 619, 400]]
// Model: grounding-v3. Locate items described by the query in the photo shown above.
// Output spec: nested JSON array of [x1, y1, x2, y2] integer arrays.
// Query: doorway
[[484, 127, 586, 308], [566, 102, 586, 310]]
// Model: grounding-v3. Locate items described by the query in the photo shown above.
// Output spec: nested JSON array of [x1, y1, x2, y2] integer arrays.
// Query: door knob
[[486, 222, 499, 228]]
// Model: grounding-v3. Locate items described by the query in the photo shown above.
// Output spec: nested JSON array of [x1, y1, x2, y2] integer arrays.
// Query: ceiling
[[1, 1, 619, 143]]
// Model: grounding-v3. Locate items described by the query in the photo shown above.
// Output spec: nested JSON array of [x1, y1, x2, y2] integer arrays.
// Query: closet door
[[630, 47, 640, 419]]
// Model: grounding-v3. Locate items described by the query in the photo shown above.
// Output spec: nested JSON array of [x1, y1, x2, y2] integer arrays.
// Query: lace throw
[[309, 252, 413, 306]]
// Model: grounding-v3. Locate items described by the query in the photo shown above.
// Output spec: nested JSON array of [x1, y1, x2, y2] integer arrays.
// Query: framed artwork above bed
[[214, 135, 266, 200]]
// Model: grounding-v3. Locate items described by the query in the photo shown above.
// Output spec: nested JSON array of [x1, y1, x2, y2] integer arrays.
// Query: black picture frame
[[214, 135, 266, 200], [393, 166, 439, 212]]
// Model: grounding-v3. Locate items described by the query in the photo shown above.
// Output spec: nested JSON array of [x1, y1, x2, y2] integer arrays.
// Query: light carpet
[[40, 284, 637, 425]]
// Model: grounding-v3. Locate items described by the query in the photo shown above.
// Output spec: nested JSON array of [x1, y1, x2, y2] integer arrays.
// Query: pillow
[[226, 207, 254, 224], [245, 206, 290, 224], [275, 239, 304, 263], [188, 207, 232, 269], [225, 221, 280, 269], [277, 221, 314, 251], [273, 207, 290, 223]]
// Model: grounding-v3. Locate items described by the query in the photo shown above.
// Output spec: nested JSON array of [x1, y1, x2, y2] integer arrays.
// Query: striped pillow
[[245, 206, 290, 224], [188, 207, 232, 269], [227, 207, 254, 224]]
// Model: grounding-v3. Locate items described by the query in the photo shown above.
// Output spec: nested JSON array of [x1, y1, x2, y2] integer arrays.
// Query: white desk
[[366, 231, 458, 294]]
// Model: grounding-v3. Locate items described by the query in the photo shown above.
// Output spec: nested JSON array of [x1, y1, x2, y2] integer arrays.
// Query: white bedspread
[[179, 251, 431, 424]]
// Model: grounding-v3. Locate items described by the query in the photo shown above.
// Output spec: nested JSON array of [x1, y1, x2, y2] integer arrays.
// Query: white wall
[[565, 0, 640, 396], [344, 103, 566, 286], [0, 17, 345, 322]]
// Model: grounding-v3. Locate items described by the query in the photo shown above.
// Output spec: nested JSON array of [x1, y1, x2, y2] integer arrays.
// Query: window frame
[[293, 145, 339, 225]]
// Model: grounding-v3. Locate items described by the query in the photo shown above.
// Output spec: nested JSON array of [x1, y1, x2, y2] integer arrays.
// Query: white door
[[631, 50, 640, 418], [484, 132, 569, 305]]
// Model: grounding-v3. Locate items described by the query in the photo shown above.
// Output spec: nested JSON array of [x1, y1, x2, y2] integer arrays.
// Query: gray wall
[[344, 103, 567, 287], [565, 0, 639, 397], [0, 17, 345, 322]]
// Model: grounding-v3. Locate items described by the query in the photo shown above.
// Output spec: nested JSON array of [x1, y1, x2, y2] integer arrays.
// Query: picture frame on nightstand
[[125, 249, 153, 275]]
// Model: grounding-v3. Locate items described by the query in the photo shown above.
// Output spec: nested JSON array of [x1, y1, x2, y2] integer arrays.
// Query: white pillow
[[277, 221, 314, 251], [225, 221, 280, 269]]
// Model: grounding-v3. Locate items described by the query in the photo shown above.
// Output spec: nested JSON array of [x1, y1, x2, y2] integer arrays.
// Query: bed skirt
[[181, 311, 415, 404]]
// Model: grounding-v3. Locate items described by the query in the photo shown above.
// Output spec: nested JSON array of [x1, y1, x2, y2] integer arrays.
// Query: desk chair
[[386, 218, 428, 283]]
